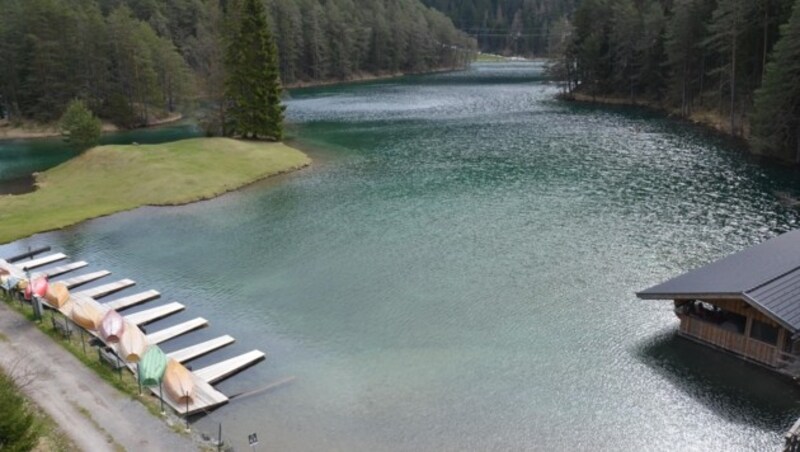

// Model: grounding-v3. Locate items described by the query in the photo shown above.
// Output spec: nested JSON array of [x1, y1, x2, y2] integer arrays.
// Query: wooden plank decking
[[148, 374, 229, 415], [57, 270, 111, 289], [74, 279, 135, 299], [194, 350, 266, 384], [146, 318, 208, 344], [19, 253, 68, 270], [40, 261, 88, 278], [167, 335, 235, 363], [104, 290, 160, 311], [2, 250, 269, 417], [125, 302, 185, 325]]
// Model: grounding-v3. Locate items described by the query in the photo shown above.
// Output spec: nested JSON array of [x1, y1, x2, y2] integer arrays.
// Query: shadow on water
[[636, 331, 800, 432]]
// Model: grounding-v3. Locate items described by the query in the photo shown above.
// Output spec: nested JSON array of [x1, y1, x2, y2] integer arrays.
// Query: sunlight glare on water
[[4, 63, 800, 450]]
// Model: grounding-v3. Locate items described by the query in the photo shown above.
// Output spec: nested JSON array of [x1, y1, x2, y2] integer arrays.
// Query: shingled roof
[[637, 229, 800, 333]]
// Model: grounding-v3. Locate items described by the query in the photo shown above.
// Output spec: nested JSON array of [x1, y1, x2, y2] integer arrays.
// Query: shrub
[[60, 99, 102, 150]]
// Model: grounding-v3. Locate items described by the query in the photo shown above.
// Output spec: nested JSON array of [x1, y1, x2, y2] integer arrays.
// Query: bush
[[59, 99, 102, 150], [0, 371, 38, 451]]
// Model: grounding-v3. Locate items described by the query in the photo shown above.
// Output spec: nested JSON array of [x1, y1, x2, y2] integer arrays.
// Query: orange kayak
[[44, 282, 70, 308], [117, 325, 147, 363], [69, 297, 103, 331], [163, 359, 194, 406]]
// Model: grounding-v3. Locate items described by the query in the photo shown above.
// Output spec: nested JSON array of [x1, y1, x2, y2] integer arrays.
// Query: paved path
[[0, 302, 199, 451]]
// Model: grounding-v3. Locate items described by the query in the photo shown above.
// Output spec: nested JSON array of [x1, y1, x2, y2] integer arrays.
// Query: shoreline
[[0, 296, 200, 451], [284, 65, 468, 90], [0, 112, 185, 141], [0, 137, 311, 244], [561, 92, 752, 148], [0, 65, 471, 141]]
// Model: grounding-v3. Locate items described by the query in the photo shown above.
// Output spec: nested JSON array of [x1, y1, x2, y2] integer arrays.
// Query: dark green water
[[0, 122, 201, 191], [4, 63, 800, 450]]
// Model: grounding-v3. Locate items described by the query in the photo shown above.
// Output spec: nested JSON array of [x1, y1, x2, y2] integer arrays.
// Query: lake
[[3, 62, 800, 450]]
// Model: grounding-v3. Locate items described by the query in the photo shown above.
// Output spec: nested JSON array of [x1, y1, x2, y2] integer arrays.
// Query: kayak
[[138, 346, 167, 387], [117, 325, 147, 362], [163, 358, 194, 405], [43, 282, 70, 308], [69, 297, 103, 331], [32, 276, 48, 298], [99, 310, 125, 344]]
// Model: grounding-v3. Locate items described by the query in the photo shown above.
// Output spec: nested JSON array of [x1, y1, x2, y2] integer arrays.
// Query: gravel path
[[0, 302, 199, 452]]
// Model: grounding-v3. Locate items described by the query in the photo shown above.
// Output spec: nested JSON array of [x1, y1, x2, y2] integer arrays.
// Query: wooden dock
[[104, 290, 160, 311], [147, 318, 208, 344], [74, 279, 136, 299], [57, 270, 111, 289], [125, 302, 185, 325], [195, 350, 266, 384], [167, 335, 235, 363], [2, 248, 270, 416], [41, 261, 88, 278], [20, 253, 67, 270]]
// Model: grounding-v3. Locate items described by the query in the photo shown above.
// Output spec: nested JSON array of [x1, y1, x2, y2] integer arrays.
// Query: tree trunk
[[699, 53, 705, 107], [796, 125, 800, 164], [730, 25, 737, 136], [763, 0, 769, 80]]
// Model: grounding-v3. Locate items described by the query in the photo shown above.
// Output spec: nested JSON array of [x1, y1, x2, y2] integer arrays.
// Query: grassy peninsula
[[0, 137, 310, 244]]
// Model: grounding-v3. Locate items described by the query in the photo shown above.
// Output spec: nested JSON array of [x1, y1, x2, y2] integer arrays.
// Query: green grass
[[0, 137, 310, 244], [3, 295, 166, 418], [474, 53, 508, 62]]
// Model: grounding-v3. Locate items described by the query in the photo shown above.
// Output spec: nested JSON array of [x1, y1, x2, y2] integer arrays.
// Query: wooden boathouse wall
[[676, 298, 788, 368]]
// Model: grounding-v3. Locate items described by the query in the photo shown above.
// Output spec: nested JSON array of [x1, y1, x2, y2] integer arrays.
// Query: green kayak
[[138, 345, 167, 387]]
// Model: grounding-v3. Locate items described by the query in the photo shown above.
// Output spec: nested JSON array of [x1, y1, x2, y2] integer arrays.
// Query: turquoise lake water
[[3, 62, 800, 450]]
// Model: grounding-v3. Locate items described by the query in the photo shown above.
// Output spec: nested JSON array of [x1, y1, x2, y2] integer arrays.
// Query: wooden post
[[185, 397, 190, 432]]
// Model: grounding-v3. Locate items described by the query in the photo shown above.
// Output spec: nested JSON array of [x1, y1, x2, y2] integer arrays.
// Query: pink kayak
[[99, 310, 125, 344]]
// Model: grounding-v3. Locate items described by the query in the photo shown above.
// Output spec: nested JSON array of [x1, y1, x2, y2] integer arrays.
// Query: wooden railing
[[679, 315, 777, 366]]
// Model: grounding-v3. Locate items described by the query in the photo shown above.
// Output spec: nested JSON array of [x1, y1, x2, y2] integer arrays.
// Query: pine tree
[[752, 0, 800, 162], [224, 0, 284, 140]]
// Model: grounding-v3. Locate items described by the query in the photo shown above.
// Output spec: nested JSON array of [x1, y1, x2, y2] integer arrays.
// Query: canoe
[[138, 346, 167, 387], [32, 276, 48, 298], [69, 297, 103, 331], [99, 310, 125, 344], [163, 358, 194, 405], [117, 326, 147, 363], [43, 282, 70, 308]]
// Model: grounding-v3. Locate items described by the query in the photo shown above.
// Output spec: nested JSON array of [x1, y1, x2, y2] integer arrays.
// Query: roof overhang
[[636, 290, 799, 336], [635, 292, 742, 301]]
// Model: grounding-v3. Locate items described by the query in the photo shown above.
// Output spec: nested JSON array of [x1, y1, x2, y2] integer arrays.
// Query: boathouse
[[637, 229, 800, 375]]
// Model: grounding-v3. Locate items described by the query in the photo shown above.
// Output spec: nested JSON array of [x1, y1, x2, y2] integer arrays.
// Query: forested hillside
[[555, 0, 800, 164], [420, 0, 579, 56], [0, 0, 475, 128]]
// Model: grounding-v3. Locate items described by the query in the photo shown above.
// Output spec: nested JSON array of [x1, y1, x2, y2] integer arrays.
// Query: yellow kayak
[[117, 325, 147, 363], [44, 282, 70, 308], [163, 358, 194, 405]]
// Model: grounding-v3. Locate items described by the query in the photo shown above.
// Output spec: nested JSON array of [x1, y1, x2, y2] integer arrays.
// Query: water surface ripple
[[4, 63, 800, 451]]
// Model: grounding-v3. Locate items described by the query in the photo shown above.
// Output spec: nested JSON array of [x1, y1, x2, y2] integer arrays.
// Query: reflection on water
[[0, 122, 201, 184], [3, 63, 800, 450]]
